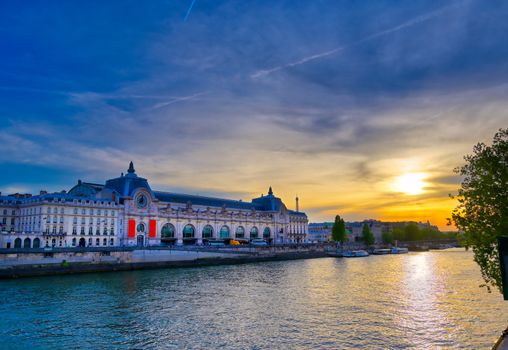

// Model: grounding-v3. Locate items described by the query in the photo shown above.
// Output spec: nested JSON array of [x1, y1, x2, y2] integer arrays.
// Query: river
[[1, 249, 507, 349]]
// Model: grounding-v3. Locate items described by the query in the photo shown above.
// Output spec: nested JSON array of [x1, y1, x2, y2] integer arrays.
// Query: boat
[[343, 250, 369, 257], [391, 247, 409, 254], [372, 248, 391, 255]]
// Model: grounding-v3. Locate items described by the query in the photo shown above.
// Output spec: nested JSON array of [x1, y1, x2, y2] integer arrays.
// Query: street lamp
[[498, 236, 508, 300]]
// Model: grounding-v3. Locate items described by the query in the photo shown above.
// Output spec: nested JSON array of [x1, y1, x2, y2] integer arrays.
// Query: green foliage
[[331, 215, 347, 243], [361, 223, 375, 246], [382, 231, 394, 244], [392, 227, 405, 241], [404, 223, 420, 241], [450, 128, 508, 294]]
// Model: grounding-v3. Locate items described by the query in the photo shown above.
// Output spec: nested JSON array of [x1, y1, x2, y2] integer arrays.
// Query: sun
[[392, 173, 427, 195]]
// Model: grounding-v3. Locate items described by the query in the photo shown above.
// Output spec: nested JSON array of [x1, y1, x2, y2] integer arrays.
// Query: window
[[103, 227, 108, 235], [235, 226, 245, 239], [110, 238, 114, 246], [110, 228, 114, 236], [73, 217, 77, 224], [72, 238, 76, 247], [53, 208, 58, 214], [202, 225, 214, 239], [96, 238, 100, 246], [89, 227, 93, 235], [72, 227, 77, 235], [103, 238, 107, 246], [250, 227, 259, 239], [161, 224, 175, 239], [80, 227, 85, 235], [73, 208, 78, 215], [183, 224, 195, 238], [96, 227, 100, 235], [263, 227, 271, 239], [220, 225, 230, 239]]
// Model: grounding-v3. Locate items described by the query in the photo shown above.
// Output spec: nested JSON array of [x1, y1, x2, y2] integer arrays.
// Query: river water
[[1, 249, 507, 349]]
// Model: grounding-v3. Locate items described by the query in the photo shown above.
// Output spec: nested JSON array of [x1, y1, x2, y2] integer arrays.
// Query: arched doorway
[[220, 225, 230, 239], [137, 235, 144, 247], [33, 238, 40, 248], [23, 238, 31, 249], [161, 223, 176, 245], [235, 226, 245, 239], [79, 238, 86, 247], [263, 227, 271, 240], [14, 238, 21, 248], [202, 225, 214, 242], [250, 227, 259, 239], [183, 224, 196, 245]]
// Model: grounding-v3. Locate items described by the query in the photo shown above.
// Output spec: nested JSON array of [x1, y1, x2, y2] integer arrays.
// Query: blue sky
[[1, 0, 507, 226]]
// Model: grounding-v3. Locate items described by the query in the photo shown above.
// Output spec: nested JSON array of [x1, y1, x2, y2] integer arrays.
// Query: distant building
[[307, 222, 334, 242], [308, 219, 439, 243], [0, 162, 308, 249]]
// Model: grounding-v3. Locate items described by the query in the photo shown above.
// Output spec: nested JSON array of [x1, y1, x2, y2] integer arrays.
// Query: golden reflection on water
[[1, 249, 507, 349]]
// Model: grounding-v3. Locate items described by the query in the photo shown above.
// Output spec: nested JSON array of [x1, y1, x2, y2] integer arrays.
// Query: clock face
[[136, 194, 148, 208]]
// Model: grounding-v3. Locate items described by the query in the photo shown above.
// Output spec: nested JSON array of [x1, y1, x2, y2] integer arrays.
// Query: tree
[[450, 128, 508, 293], [331, 215, 347, 244], [404, 223, 420, 241], [361, 223, 375, 246], [392, 227, 405, 241], [382, 231, 394, 244]]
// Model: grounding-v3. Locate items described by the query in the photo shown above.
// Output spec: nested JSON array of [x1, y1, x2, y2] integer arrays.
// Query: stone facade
[[0, 162, 308, 248]]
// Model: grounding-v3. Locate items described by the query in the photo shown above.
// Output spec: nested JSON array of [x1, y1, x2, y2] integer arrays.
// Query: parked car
[[230, 239, 241, 246], [251, 239, 268, 246]]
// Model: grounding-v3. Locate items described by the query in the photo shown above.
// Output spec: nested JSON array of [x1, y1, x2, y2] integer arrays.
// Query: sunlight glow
[[392, 173, 427, 195]]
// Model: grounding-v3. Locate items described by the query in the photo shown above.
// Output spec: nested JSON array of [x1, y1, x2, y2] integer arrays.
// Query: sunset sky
[[1, 1, 507, 230]]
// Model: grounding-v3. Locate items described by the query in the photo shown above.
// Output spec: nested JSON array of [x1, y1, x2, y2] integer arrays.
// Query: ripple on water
[[0, 249, 507, 350]]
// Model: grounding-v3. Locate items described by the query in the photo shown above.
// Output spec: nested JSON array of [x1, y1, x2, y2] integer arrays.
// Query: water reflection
[[0, 249, 507, 349]]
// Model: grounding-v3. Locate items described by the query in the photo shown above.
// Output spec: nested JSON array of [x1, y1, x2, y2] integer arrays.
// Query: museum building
[[0, 162, 308, 249]]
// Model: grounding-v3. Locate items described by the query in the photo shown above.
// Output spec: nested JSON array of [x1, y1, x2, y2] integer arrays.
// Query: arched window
[[161, 223, 175, 238], [110, 238, 114, 246], [71, 238, 76, 247], [263, 227, 271, 239], [220, 225, 230, 239], [14, 238, 22, 248], [33, 238, 41, 248], [202, 225, 214, 239], [235, 226, 245, 238], [23, 238, 31, 249], [250, 227, 259, 239], [183, 224, 195, 238], [96, 238, 100, 246], [103, 238, 107, 246]]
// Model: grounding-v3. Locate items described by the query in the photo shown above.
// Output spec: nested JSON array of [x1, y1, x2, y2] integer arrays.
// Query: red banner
[[128, 219, 136, 238], [149, 220, 156, 238]]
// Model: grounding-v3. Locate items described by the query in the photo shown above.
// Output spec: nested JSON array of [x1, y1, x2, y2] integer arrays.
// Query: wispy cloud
[[251, 2, 466, 79]]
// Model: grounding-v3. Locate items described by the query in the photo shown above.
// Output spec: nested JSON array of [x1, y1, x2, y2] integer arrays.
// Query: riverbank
[[0, 246, 328, 279]]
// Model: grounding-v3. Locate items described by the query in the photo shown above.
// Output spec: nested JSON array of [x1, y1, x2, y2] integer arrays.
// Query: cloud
[[250, 2, 467, 79]]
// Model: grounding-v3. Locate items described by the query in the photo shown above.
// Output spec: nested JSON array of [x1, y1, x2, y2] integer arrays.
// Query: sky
[[1, 0, 507, 230]]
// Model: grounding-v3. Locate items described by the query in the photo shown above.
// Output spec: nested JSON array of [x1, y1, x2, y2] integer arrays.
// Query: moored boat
[[391, 247, 409, 254], [343, 250, 369, 257], [372, 248, 391, 255]]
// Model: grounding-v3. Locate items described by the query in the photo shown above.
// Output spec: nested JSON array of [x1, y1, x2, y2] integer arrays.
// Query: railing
[[0, 242, 335, 255]]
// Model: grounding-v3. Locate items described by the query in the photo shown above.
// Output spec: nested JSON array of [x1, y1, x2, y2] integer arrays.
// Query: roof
[[153, 191, 263, 210]]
